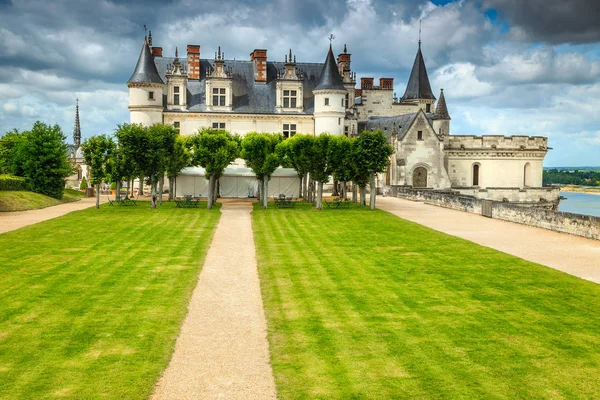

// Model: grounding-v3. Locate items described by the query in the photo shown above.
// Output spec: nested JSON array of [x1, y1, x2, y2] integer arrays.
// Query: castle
[[126, 32, 558, 203]]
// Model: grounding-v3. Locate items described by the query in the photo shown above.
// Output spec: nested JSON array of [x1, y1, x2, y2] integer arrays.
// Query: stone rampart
[[448, 135, 547, 150], [392, 186, 599, 240]]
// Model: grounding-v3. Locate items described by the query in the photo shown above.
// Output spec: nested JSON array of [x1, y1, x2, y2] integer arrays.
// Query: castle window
[[283, 123, 296, 138], [174, 86, 180, 106], [338, 118, 341, 125], [148, 91, 154, 100], [473, 164, 480, 186], [426, 104, 431, 113], [345, 93, 349, 108], [212, 88, 226, 106], [283, 90, 297, 108], [341, 98, 345, 107], [324, 98, 330, 106], [417, 131, 423, 141], [344, 126, 349, 137], [174, 121, 180, 132], [212, 122, 226, 129]]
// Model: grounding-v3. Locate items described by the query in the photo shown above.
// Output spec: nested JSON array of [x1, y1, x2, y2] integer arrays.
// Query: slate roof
[[313, 45, 346, 92], [128, 39, 164, 85], [400, 45, 436, 101], [155, 57, 325, 114], [359, 113, 435, 142], [433, 88, 450, 120]]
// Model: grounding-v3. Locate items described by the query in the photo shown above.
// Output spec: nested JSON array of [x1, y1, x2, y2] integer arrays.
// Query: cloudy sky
[[0, 0, 599, 166]]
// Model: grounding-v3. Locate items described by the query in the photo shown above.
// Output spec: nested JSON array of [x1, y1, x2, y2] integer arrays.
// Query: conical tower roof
[[314, 44, 346, 91], [127, 38, 164, 85], [401, 44, 435, 101], [433, 89, 451, 120]]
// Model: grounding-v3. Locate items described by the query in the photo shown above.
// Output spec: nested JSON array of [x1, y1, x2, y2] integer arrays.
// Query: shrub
[[0, 174, 30, 191], [110, 181, 117, 190], [79, 176, 88, 190]]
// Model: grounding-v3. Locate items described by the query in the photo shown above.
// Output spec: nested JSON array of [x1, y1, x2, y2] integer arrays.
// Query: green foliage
[[0, 129, 26, 175], [187, 128, 239, 178], [352, 130, 393, 176], [114, 123, 147, 182], [327, 135, 354, 183], [241, 132, 283, 179], [306, 133, 331, 183], [110, 181, 117, 190], [543, 169, 600, 186], [79, 176, 88, 190], [0, 174, 30, 191], [82, 134, 113, 186], [14, 122, 73, 199], [166, 136, 191, 180], [276, 134, 312, 178]]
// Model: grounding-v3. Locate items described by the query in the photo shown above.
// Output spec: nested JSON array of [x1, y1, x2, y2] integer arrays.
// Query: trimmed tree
[[15, 122, 73, 199], [114, 123, 146, 198], [79, 176, 88, 190], [276, 134, 312, 199], [82, 134, 113, 208], [187, 128, 239, 209], [241, 132, 283, 209], [352, 130, 393, 210], [328, 135, 354, 200], [306, 133, 331, 210], [166, 136, 190, 201]]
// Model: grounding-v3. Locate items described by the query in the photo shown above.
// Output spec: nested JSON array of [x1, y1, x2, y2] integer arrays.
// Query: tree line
[[82, 124, 393, 210], [543, 169, 600, 186]]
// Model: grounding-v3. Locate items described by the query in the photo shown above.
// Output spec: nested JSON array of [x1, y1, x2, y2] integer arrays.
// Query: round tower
[[432, 88, 451, 142], [313, 44, 347, 136], [127, 37, 164, 126]]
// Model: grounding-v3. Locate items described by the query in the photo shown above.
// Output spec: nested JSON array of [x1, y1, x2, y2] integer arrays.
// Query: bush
[[0, 174, 30, 191], [110, 181, 117, 190], [79, 176, 88, 190]]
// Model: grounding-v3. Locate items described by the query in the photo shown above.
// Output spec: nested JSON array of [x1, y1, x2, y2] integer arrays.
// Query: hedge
[[0, 175, 31, 191]]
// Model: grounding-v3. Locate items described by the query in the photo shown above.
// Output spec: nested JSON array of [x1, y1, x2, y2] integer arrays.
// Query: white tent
[[177, 166, 300, 199]]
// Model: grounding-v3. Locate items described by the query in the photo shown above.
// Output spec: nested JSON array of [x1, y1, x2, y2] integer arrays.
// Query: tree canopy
[[241, 132, 283, 208], [352, 130, 393, 209], [82, 134, 113, 208]]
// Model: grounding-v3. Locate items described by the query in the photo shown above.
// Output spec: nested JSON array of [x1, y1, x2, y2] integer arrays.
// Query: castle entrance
[[413, 167, 428, 188]]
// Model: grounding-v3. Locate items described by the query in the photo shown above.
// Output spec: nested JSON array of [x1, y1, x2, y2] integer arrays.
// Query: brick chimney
[[379, 78, 393, 90], [250, 49, 267, 84], [187, 45, 200, 80], [151, 47, 163, 57], [361, 77, 374, 90]]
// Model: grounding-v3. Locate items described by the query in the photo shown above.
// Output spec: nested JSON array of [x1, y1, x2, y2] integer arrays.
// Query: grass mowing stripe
[[253, 203, 600, 399], [0, 201, 220, 399]]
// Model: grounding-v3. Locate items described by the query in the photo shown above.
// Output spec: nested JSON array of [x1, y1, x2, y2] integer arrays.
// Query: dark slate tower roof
[[313, 44, 346, 91], [433, 88, 451, 120], [401, 44, 436, 101], [127, 38, 164, 85], [73, 99, 81, 147]]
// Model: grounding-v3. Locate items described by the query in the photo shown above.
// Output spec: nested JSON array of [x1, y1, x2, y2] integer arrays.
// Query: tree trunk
[[207, 174, 216, 209], [257, 179, 261, 203], [352, 182, 358, 203], [263, 177, 269, 209], [138, 175, 144, 196], [332, 179, 339, 197], [316, 181, 323, 210], [95, 183, 100, 209], [303, 173, 308, 200], [168, 177, 174, 201], [213, 178, 219, 204], [116, 180, 121, 201], [360, 185, 367, 206], [158, 176, 164, 206], [369, 172, 376, 210], [150, 178, 157, 209], [341, 181, 347, 200], [298, 175, 303, 199]]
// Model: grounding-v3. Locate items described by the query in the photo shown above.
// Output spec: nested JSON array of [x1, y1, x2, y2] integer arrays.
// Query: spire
[[73, 99, 81, 148], [314, 45, 346, 91], [127, 37, 164, 85], [433, 88, 451, 120], [148, 30, 152, 47], [400, 44, 435, 101]]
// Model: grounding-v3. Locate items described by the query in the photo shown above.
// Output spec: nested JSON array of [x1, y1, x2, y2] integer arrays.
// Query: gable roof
[[400, 45, 436, 101], [359, 110, 436, 142], [313, 45, 346, 92], [128, 38, 164, 85]]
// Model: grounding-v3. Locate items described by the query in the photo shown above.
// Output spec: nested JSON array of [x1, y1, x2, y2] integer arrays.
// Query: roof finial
[[143, 24, 147, 41], [148, 30, 152, 47], [289, 48, 292, 62], [418, 19, 422, 48], [327, 33, 335, 50], [175, 46, 178, 58], [344, 44, 347, 53]]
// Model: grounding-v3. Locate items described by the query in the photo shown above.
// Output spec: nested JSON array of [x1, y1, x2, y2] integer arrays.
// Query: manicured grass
[[0, 189, 84, 212], [253, 203, 600, 399], [0, 201, 220, 399]]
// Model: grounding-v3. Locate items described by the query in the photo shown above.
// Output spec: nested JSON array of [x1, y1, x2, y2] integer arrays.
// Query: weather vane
[[418, 19, 422, 46], [144, 24, 147, 37], [328, 33, 336, 45]]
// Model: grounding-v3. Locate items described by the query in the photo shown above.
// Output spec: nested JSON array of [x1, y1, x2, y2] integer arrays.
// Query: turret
[[432, 88, 451, 141], [127, 37, 164, 126], [400, 42, 436, 113], [313, 44, 347, 136]]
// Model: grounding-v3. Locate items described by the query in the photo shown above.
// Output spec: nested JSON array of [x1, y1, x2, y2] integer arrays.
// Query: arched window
[[473, 164, 480, 186]]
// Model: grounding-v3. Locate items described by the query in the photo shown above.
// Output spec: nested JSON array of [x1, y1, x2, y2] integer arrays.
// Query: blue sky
[[0, 0, 599, 166]]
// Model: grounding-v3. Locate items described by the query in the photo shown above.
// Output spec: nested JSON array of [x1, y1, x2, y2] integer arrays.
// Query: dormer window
[[283, 90, 297, 108], [148, 91, 154, 101], [212, 88, 226, 106], [174, 86, 180, 105]]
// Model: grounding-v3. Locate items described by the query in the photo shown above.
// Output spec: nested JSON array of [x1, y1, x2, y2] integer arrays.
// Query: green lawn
[[0, 201, 220, 399], [0, 189, 84, 212], [253, 203, 600, 399]]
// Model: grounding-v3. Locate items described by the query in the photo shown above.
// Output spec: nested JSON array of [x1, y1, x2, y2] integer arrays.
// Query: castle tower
[[73, 98, 81, 148], [432, 88, 451, 140], [127, 37, 164, 126], [400, 42, 436, 113], [313, 44, 347, 136]]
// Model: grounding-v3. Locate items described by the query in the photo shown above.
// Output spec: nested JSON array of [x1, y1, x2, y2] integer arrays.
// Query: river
[[559, 192, 600, 217]]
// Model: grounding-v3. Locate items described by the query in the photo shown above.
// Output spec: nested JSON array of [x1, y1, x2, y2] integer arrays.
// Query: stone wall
[[392, 186, 599, 240]]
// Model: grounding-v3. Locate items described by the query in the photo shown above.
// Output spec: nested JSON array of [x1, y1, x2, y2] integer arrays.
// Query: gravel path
[[151, 201, 277, 400], [0, 197, 104, 234], [377, 196, 600, 284]]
